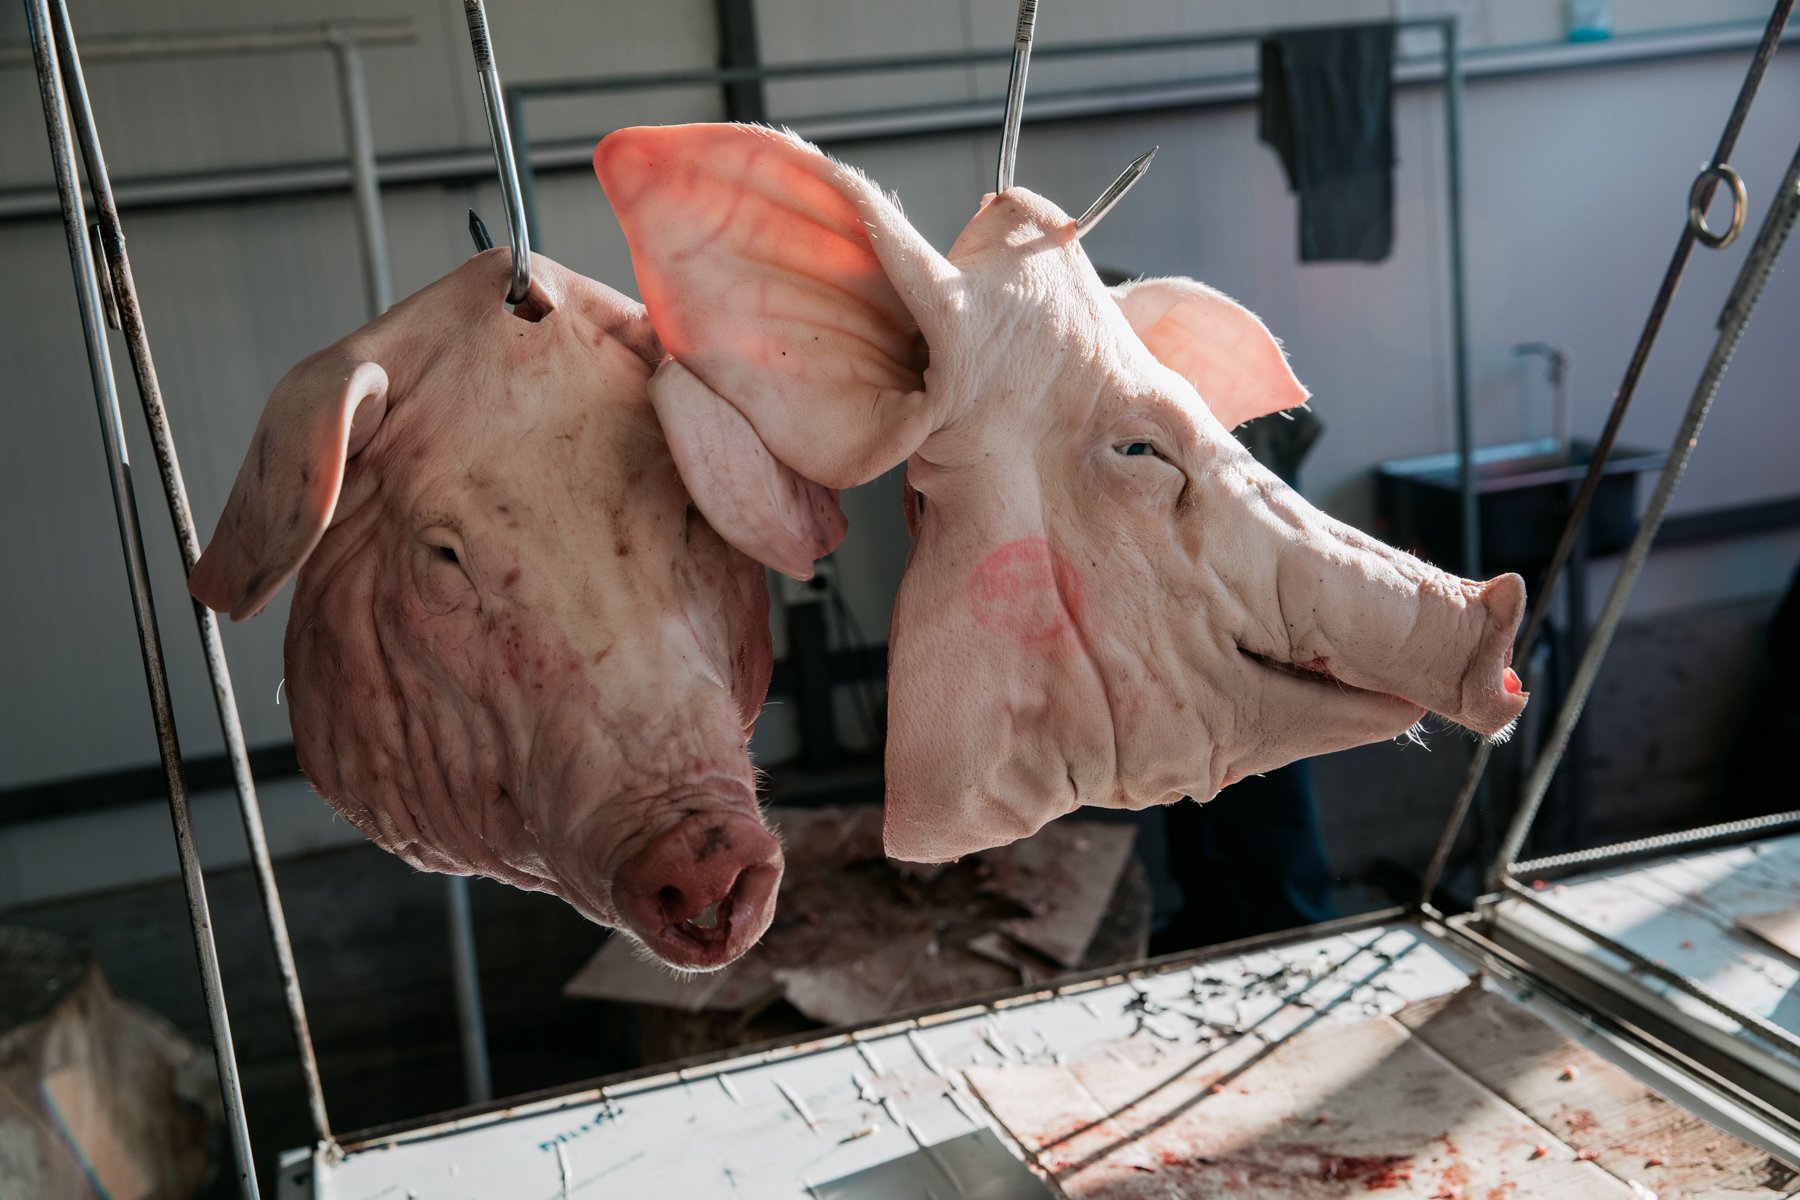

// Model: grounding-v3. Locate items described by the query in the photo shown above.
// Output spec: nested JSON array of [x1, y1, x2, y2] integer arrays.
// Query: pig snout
[[1454, 573, 1530, 737], [1305, 563, 1530, 741], [613, 812, 784, 970]]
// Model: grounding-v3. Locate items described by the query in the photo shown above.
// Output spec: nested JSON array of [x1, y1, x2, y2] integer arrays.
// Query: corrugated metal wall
[[1, 0, 1794, 820]]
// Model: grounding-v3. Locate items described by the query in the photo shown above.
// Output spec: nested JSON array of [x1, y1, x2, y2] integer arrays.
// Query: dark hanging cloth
[[1258, 24, 1397, 262]]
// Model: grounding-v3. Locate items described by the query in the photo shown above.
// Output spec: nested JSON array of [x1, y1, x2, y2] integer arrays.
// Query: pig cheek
[[965, 538, 1086, 659], [674, 511, 774, 719]]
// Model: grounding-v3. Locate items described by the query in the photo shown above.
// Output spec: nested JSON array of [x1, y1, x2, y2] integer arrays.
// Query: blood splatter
[[1317, 1152, 1413, 1189], [966, 538, 1084, 655]]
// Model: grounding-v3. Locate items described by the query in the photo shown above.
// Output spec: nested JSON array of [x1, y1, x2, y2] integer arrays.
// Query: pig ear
[[1111, 278, 1309, 429], [596, 123, 950, 489], [652, 359, 848, 579], [188, 355, 389, 620]]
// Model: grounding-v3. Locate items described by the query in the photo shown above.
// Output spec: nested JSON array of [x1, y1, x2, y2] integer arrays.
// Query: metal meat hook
[[996, 0, 1037, 194], [464, 0, 531, 306], [1075, 146, 1157, 238], [992, 0, 1154, 238]]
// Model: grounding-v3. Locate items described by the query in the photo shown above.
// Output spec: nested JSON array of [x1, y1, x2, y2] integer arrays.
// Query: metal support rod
[[506, 16, 1494, 101], [464, 0, 531, 305], [446, 876, 493, 1103], [1512, 809, 1800, 880], [1443, 16, 1479, 581], [24, 0, 259, 1192], [0, 18, 413, 66], [1421, 0, 1795, 904], [1500, 877, 1800, 1062], [328, 31, 394, 315], [43, 0, 333, 1150], [504, 90, 541, 255], [995, 0, 1036, 193], [1493, 136, 1800, 880]]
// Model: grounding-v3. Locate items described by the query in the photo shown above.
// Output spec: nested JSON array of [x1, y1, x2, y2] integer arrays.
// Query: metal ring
[[1687, 162, 1747, 249]]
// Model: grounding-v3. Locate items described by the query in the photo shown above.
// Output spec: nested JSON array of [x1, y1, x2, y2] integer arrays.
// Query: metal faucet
[[1513, 342, 1572, 459]]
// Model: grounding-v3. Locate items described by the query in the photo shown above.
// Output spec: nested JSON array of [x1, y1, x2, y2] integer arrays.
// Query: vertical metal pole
[[712, 0, 767, 121], [44, 0, 334, 1150], [505, 90, 541, 253], [446, 875, 493, 1102], [328, 30, 394, 314], [464, 0, 532, 305], [1443, 16, 1479, 581], [995, 0, 1037, 193], [24, 1, 259, 1193]]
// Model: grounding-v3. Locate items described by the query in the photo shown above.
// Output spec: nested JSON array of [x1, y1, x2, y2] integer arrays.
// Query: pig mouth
[[656, 888, 738, 950], [1240, 647, 1392, 700]]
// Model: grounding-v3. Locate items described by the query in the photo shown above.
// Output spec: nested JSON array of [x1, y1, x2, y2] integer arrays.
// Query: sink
[[1373, 437, 1667, 577]]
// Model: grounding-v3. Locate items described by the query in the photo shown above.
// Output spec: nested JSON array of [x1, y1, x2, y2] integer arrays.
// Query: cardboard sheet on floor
[[966, 981, 1795, 1199], [563, 810, 1136, 1027], [1737, 902, 1800, 964]]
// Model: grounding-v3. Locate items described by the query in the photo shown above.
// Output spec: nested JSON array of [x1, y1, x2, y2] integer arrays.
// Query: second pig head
[[598, 125, 1528, 862]]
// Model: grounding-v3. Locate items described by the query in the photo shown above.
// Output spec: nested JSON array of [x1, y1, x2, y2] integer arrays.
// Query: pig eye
[[1117, 440, 1162, 459], [414, 530, 477, 614]]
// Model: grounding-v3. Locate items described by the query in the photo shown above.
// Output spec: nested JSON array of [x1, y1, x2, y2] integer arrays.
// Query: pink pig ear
[[188, 354, 389, 620], [1111, 278, 1309, 429], [596, 123, 951, 492], [651, 359, 848, 579]]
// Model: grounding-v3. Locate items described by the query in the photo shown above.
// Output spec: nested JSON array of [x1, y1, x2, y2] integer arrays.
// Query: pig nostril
[[656, 885, 683, 917], [691, 900, 722, 931]]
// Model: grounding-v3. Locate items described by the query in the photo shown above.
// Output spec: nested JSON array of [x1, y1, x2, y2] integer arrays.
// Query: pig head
[[190, 248, 789, 968], [597, 124, 1528, 862]]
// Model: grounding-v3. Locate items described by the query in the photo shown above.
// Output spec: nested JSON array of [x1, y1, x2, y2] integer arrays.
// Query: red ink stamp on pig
[[966, 538, 1084, 654]]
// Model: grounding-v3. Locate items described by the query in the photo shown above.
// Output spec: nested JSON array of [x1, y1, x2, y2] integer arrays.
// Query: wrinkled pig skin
[[599, 124, 1530, 862], [189, 249, 784, 969]]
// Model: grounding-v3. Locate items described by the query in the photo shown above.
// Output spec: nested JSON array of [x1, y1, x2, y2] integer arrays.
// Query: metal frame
[[1443, 0, 1800, 1119], [1419, 0, 1798, 907], [21, 0, 1799, 1190], [25, 3, 273, 1193], [14, 8, 454, 1195], [0, 20, 412, 320]]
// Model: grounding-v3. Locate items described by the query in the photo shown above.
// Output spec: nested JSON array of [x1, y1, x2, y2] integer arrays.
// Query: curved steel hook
[[464, 0, 531, 305]]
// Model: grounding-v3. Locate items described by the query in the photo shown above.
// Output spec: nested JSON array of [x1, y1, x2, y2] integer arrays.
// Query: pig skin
[[190, 249, 789, 969], [597, 124, 1529, 862]]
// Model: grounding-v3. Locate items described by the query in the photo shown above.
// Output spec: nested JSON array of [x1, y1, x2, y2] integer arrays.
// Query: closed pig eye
[[413, 528, 477, 614]]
